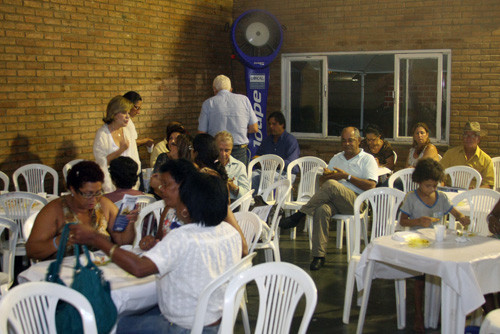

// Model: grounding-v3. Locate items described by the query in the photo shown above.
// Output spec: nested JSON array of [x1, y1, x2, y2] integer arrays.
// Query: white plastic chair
[[449, 188, 500, 236], [13, 163, 59, 196], [234, 211, 263, 254], [253, 179, 291, 262], [444, 165, 482, 189], [343, 187, 406, 327], [0, 218, 18, 295], [0, 281, 98, 334], [62, 159, 84, 182], [0, 171, 9, 192], [0, 192, 47, 270], [133, 200, 165, 247], [219, 261, 318, 334], [388, 167, 418, 192], [283, 157, 327, 243], [230, 189, 255, 212], [191, 253, 257, 334], [492, 156, 500, 192], [480, 309, 500, 334], [248, 154, 285, 201]]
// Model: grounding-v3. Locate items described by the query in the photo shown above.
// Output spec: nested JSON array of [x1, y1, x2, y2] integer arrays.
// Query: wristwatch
[[347, 174, 352, 182]]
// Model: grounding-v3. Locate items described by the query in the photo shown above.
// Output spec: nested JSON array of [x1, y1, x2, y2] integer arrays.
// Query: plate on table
[[392, 231, 431, 248]]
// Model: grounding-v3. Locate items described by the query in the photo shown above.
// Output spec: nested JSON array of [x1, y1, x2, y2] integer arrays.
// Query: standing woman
[[94, 96, 140, 192], [406, 122, 440, 167]]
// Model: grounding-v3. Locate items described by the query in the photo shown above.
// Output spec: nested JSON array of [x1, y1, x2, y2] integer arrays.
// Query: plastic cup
[[434, 224, 446, 242]]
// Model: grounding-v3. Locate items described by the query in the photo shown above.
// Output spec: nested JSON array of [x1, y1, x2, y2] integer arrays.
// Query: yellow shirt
[[440, 145, 494, 187], [150, 139, 168, 167]]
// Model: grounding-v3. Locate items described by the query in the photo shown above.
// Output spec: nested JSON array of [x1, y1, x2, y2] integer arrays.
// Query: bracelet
[[52, 236, 58, 249], [109, 244, 119, 260]]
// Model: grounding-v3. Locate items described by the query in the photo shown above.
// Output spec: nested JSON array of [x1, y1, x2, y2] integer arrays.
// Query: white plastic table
[[18, 250, 157, 316], [355, 228, 500, 334]]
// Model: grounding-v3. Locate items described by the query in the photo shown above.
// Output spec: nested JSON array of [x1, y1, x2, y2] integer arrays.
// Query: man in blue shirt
[[251, 111, 300, 189], [198, 75, 258, 166]]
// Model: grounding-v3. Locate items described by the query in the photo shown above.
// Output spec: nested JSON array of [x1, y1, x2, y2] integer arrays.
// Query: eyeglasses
[[77, 189, 104, 199], [134, 105, 141, 110], [463, 133, 478, 139]]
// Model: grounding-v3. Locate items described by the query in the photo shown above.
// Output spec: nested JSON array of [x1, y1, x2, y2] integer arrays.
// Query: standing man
[[440, 121, 494, 188], [198, 75, 258, 166], [280, 127, 378, 270], [214, 131, 251, 201], [252, 111, 300, 189]]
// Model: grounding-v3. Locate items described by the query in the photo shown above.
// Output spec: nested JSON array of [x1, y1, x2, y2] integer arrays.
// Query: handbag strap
[[74, 243, 99, 271], [46, 222, 75, 282]]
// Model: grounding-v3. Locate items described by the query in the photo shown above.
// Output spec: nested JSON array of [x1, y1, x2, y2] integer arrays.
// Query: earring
[[181, 208, 189, 218]]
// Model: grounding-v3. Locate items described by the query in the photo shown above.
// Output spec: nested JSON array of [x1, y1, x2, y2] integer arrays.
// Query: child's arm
[[399, 212, 434, 228], [450, 207, 470, 227]]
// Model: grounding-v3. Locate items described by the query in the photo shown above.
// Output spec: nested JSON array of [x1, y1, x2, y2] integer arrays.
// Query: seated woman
[[360, 124, 395, 185], [406, 122, 440, 167], [104, 156, 144, 203], [70, 165, 242, 333], [152, 122, 187, 173], [150, 121, 186, 168], [26, 161, 136, 261]]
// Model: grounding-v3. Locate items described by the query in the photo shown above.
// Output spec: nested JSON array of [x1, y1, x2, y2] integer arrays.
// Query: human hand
[[330, 167, 348, 180], [459, 215, 470, 227], [144, 138, 154, 147], [119, 137, 129, 152], [126, 208, 139, 225], [70, 224, 98, 246], [418, 216, 435, 227], [139, 235, 158, 251], [228, 178, 238, 192]]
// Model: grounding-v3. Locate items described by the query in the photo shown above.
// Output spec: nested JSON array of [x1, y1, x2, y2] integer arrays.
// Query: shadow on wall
[[0, 135, 42, 191], [55, 141, 79, 191]]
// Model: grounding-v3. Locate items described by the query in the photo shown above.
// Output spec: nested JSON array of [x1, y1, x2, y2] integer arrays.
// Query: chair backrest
[[352, 187, 406, 256], [233, 211, 263, 254], [287, 156, 327, 203], [0, 171, 9, 192], [133, 200, 165, 247], [0, 192, 47, 242], [248, 154, 285, 201], [393, 151, 398, 165], [492, 157, 500, 192], [62, 159, 84, 182], [260, 179, 291, 244], [0, 218, 18, 295], [191, 253, 257, 334], [444, 165, 482, 189], [230, 189, 255, 212], [22, 211, 39, 241], [449, 189, 500, 236], [220, 261, 317, 334], [0, 281, 98, 334], [13, 163, 59, 196], [388, 168, 418, 192]]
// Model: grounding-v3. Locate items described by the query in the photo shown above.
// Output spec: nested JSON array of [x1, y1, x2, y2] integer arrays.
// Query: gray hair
[[214, 130, 234, 146], [212, 75, 231, 91]]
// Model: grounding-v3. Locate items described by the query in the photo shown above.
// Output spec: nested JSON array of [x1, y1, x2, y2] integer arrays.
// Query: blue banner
[[246, 66, 270, 157]]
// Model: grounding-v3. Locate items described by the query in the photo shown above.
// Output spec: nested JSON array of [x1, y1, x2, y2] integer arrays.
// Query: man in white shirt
[[198, 75, 258, 166], [280, 127, 378, 270]]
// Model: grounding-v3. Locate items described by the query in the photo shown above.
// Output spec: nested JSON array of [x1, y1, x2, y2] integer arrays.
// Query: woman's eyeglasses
[[77, 190, 104, 199]]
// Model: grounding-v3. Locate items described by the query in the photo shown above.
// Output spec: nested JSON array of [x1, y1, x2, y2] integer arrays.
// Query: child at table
[[399, 158, 470, 333]]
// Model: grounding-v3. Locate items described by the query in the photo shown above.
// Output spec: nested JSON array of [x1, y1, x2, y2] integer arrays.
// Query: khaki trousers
[[300, 180, 357, 257]]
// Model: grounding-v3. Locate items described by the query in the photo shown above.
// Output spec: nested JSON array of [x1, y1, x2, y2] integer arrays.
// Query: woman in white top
[[406, 122, 440, 167], [93, 96, 140, 192]]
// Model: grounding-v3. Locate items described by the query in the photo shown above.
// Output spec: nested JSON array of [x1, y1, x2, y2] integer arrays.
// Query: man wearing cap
[[440, 121, 494, 188], [198, 75, 258, 166]]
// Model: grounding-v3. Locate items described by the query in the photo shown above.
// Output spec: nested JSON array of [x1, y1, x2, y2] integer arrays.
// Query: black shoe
[[279, 211, 306, 229], [310, 257, 325, 271]]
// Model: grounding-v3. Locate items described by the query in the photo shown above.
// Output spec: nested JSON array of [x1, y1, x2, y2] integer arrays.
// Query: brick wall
[[0, 0, 235, 189], [232, 0, 500, 162]]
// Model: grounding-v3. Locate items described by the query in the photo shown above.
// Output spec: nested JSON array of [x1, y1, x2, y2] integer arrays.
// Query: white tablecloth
[[355, 228, 500, 333], [18, 251, 158, 315]]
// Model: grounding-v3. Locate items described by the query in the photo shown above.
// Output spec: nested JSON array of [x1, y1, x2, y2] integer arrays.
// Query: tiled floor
[[239, 226, 443, 334]]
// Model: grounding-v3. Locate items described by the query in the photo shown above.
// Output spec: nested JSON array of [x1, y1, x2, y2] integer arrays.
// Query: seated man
[[440, 121, 494, 188], [214, 131, 251, 201], [251, 111, 300, 190], [280, 127, 378, 271]]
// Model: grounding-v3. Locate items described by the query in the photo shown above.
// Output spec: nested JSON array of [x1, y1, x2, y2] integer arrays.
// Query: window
[[282, 50, 451, 143]]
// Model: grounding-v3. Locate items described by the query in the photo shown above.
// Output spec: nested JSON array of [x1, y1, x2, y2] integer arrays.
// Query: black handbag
[[46, 223, 118, 334]]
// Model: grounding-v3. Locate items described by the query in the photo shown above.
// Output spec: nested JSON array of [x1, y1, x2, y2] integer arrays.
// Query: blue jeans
[[117, 306, 219, 334]]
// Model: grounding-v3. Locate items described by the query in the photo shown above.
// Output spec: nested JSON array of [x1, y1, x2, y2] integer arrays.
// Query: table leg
[[356, 260, 374, 334], [441, 281, 465, 334]]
